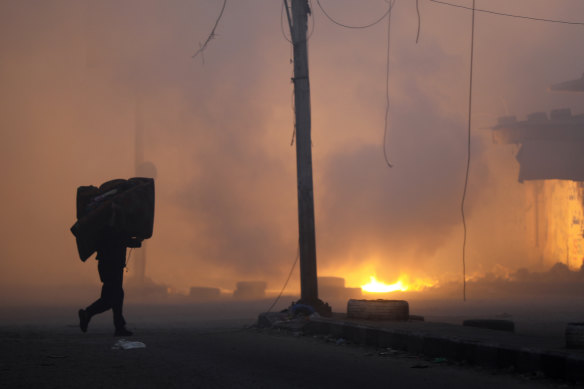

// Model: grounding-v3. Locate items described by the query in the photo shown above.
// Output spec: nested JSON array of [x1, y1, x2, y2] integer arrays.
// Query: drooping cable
[[382, 0, 396, 168], [266, 244, 300, 313], [192, 0, 228, 60], [125, 248, 134, 272], [429, 0, 584, 25], [461, 0, 476, 302], [316, 0, 391, 29], [290, 90, 296, 146], [281, 1, 293, 43], [415, 0, 421, 43]]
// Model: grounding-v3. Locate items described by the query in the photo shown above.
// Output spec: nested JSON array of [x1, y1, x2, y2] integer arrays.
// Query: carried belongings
[[70, 177, 155, 262]]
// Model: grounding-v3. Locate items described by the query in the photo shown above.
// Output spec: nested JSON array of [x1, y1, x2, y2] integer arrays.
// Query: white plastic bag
[[112, 339, 146, 350]]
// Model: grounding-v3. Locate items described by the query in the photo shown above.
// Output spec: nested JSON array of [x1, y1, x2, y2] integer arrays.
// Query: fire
[[361, 275, 437, 293], [362, 276, 407, 293]]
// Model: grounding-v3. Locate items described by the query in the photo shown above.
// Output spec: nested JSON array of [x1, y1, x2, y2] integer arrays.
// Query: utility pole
[[133, 95, 147, 285], [288, 0, 331, 316], [133, 93, 157, 286]]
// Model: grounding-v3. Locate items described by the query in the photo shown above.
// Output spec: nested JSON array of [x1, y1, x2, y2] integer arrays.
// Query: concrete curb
[[303, 317, 584, 382]]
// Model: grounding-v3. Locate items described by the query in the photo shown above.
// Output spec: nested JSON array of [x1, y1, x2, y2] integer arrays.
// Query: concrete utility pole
[[288, 0, 331, 315], [133, 95, 147, 285], [133, 94, 157, 286]]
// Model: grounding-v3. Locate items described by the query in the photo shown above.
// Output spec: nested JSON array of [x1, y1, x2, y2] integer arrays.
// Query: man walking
[[79, 227, 142, 336]]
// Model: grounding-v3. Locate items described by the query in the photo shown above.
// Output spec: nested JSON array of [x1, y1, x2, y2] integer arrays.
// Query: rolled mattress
[[71, 177, 155, 261]]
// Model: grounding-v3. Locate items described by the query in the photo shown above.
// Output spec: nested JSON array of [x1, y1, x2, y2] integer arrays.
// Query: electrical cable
[[316, 0, 391, 29], [461, 0, 476, 302], [415, 0, 421, 43], [307, 0, 316, 40], [192, 0, 228, 60], [281, 1, 293, 43], [290, 89, 296, 146], [429, 0, 584, 25], [125, 248, 134, 272], [382, 0, 396, 168], [266, 244, 300, 313]]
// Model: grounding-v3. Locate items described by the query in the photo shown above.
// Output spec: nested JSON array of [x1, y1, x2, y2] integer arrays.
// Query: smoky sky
[[1, 0, 584, 299]]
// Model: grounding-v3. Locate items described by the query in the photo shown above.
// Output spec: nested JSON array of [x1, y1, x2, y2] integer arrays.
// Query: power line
[[281, 1, 293, 43], [382, 0, 396, 168], [415, 0, 421, 43], [461, 0, 476, 302], [192, 0, 228, 60], [429, 0, 584, 26], [266, 244, 300, 313], [125, 248, 134, 273], [316, 0, 391, 29]]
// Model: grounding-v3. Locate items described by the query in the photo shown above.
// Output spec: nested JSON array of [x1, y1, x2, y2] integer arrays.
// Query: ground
[[0, 302, 576, 388]]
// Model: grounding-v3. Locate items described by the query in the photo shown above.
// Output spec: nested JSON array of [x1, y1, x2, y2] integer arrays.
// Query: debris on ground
[[112, 339, 146, 350]]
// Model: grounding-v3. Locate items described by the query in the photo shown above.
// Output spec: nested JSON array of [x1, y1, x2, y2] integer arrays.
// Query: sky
[[1, 0, 583, 301]]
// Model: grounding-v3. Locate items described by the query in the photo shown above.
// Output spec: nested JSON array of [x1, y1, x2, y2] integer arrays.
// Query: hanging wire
[[316, 0, 391, 29], [461, 0, 476, 302], [266, 244, 300, 313], [290, 89, 296, 146], [125, 248, 134, 272], [281, 1, 293, 43], [382, 0, 396, 168], [429, 0, 584, 25], [415, 0, 421, 43], [192, 0, 228, 60], [307, 0, 316, 40]]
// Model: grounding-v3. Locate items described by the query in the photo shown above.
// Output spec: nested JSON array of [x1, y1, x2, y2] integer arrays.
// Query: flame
[[361, 275, 438, 293], [362, 276, 408, 293]]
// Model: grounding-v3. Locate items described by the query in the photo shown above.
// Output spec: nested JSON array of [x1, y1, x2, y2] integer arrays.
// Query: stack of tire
[[70, 177, 155, 261], [347, 299, 409, 321], [233, 281, 267, 300]]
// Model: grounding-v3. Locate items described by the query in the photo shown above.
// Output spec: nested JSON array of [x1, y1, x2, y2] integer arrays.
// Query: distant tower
[[133, 96, 157, 285]]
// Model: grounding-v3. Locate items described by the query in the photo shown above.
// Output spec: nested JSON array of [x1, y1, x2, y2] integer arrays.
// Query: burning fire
[[362, 276, 407, 293], [361, 276, 437, 293]]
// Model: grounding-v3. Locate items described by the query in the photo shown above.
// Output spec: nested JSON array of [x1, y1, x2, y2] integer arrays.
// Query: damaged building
[[491, 74, 584, 268]]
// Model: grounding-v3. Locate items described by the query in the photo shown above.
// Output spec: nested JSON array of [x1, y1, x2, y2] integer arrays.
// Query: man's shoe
[[78, 309, 89, 333], [114, 327, 133, 337]]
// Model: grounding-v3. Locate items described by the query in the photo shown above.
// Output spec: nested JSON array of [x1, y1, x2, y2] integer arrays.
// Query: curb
[[302, 316, 584, 382]]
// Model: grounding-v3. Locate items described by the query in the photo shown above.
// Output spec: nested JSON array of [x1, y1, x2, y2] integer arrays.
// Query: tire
[[463, 319, 515, 333], [347, 299, 409, 321], [566, 322, 584, 349]]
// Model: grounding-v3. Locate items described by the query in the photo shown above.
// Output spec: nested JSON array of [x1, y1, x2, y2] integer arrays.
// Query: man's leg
[[109, 264, 132, 336], [80, 262, 113, 332]]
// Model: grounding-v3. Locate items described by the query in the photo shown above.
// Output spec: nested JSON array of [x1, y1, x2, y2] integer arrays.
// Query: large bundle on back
[[71, 177, 155, 261]]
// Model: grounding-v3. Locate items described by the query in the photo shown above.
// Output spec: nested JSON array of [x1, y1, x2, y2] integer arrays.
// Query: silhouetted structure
[[190, 286, 221, 300], [493, 109, 584, 181], [491, 73, 584, 267], [286, 0, 331, 316], [233, 281, 267, 300]]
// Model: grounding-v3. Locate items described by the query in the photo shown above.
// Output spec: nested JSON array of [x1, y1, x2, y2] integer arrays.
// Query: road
[[0, 303, 568, 388]]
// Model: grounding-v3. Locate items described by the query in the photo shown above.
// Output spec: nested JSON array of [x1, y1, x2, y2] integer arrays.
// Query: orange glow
[[361, 276, 437, 293], [362, 276, 407, 293]]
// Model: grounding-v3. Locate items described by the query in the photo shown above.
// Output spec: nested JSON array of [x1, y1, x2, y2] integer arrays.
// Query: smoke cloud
[[1, 0, 583, 303]]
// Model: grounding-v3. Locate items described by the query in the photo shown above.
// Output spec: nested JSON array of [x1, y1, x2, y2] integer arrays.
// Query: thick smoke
[[1, 0, 583, 303]]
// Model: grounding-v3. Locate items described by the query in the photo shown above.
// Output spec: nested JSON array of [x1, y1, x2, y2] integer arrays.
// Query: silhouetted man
[[78, 227, 142, 336]]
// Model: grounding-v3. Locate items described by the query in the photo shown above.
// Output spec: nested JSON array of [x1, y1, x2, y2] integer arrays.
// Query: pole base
[[292, 298, 332, 317]]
